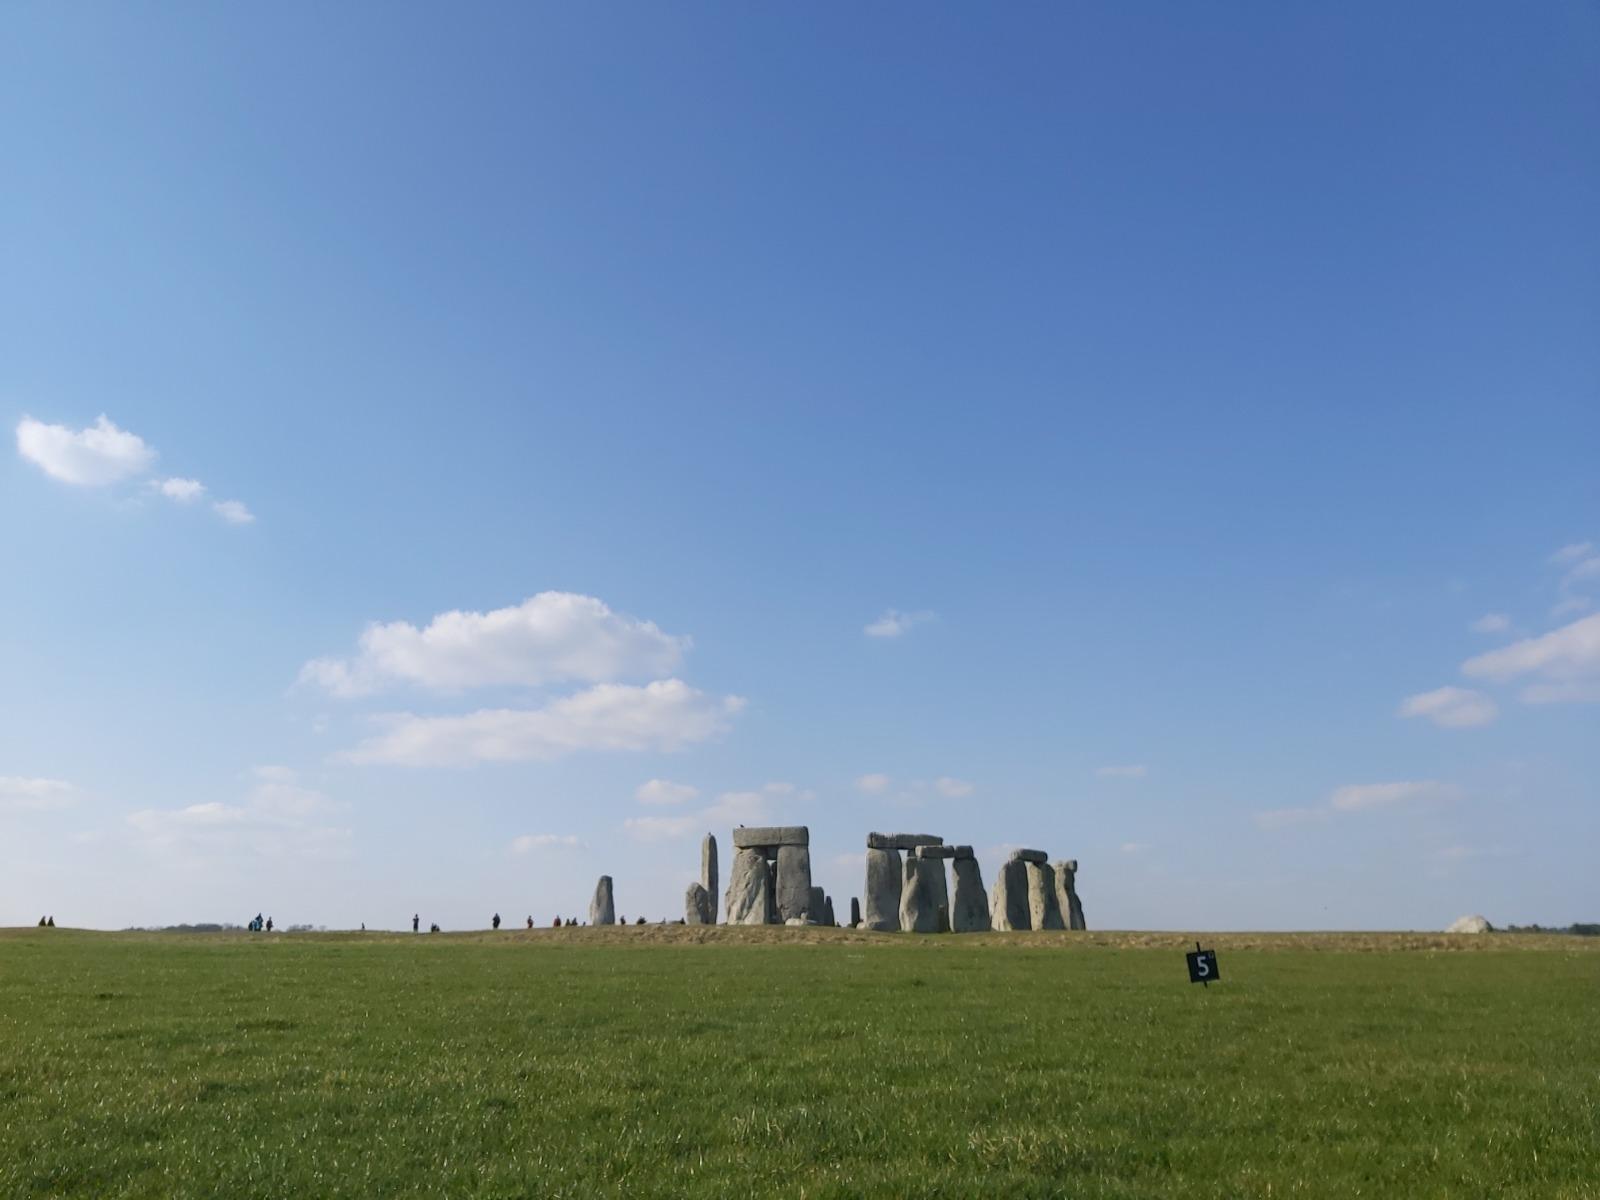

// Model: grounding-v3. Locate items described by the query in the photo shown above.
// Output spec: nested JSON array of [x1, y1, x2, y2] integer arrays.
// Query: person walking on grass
[[413, 913, 419, 933], [492, 912, 501, 931]]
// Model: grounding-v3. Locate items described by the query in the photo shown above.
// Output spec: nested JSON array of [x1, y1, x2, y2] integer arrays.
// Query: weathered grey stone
[[1009, 848, 1048, 864], [1446, 914, 1492, 934], [785, 916, 807, 926], [937, 904, 951, 934], [823, 896, 836, 927], [1027, 861, 1066, 930], [701, 834, 718, 920], [927, 856, 950, 924], [589, 875, 615, 926], [950, 855, 991, 932], [684, 882, 714, 925], [775, 844, 813, 923], [867, 832, 943, 851], [1054, 859, 1086, 931], [766, 859, 779, 925], [899, 856, 940, 933], [731, 825, 808, 849], [850, 897, 862, 927], [807, 885, 826, 922], [863, 847, 902, 931], [725, 847, 771, 925], [914, 844, 957, 859], [991, 858, 1031, 930], [951, 845, 976, 860]]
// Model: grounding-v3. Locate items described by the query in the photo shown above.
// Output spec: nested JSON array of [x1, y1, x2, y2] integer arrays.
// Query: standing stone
[[990, 858, 1031, 931], [850, 897, 862, 928], [950, 855, 991, 932], [1056, 859, 1087, 930], [926, 857, 950, 925], [1027, 861, 1066, 930], [823, 895, 836, 927], [776, 844, 814, 923], [701, 834, 719, 922], [863, 847, 902, 931], [684, 882, 714, 925], [725, 847, 771, 925], [899, 856, 940, 933], [807, 885, 826, 924], [589, 875, 616, 926], [766, 857, 779, 925]]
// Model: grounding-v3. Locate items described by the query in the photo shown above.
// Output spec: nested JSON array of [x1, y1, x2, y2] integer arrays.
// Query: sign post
[[1186, 941, 1219, 987]]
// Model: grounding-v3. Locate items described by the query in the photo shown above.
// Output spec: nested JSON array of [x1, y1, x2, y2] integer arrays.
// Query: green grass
[[1, 928, 1596, 1198]]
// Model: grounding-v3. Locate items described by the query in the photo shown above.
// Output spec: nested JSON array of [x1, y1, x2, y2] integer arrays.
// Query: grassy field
[[0, 927, 1596, 1198]]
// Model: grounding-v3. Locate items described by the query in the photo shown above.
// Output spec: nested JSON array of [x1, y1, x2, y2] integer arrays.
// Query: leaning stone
[[684, 882, 714, 925], [950, 855, 991, 932], [914, 844, 957, 859], [731, 825, 809, 849], [701, 834, 719, 919], [589, 876, 616, 926], [1055, 859, 1087, 931], [850, 897, 862, 928], [899, 856, 940, 934], [1027, 861, 1066, 930], [725, 847, 772, 925], [1009, 848, 1048, 864], [776, 845, 814, 922], [990, 858, 1031, 930], [862, 847, 902, 931], [867, 832, 943, 851]]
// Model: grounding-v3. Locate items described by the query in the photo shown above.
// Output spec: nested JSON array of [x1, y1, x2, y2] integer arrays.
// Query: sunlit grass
[[1, 927, 1595, 1198]]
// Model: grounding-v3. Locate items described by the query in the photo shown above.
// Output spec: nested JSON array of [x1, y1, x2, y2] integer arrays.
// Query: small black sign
[[1186, 945, 1219, 985]]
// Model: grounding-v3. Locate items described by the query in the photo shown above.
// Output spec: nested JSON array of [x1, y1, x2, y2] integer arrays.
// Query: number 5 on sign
[[1186, 943, 1220, 986]]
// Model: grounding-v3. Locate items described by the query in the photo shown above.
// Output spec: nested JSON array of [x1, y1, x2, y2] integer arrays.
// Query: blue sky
[[3, 3, 1596, 931]]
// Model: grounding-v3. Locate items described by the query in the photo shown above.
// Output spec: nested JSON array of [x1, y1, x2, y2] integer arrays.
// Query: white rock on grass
[[1445, 914, 1493, 934]]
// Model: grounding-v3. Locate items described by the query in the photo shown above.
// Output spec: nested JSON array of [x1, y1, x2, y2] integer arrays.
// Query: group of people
[[247, 913, 273, 932], [35, 916, 55, 927]]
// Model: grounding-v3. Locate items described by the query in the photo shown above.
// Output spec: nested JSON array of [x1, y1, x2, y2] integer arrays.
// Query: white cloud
[[510, 833, 582, 853], [1469, 613, 1510, 634], [933, 776, 974, 798], [302, 592, 689, 697], [156, 477, 206, 502], [1397, 686, 1498, 729], [0, 776, 75, 811], [1119, 842, 1149, 854], [1461, 613, 1600, 691], [624, 781, 803, 843], [16, 415, 155, 486], [1096, 765, 1148, 779], [1329, 780, 1458, 812], [213, 499, 255, 525], [339, 680, 744, 767], [1550, 542, 1594, 566], [127, 768, 349, 858], [635, 779, 699, 806], [855, 773, 891, 794], [864, 609, 934, 639]]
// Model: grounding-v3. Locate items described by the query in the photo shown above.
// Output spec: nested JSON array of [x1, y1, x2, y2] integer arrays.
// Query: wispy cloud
[[635, 779, 699, 806], [855, 773, 891, 794], [1257, 780, 1457, 830], [1462, 613, 1600, 701], [510, 833, 583, 853], [213, 499, 255, 525], [1397, 686, 1498, 728], [16, 415, 154, 486], [0, 776, 75, 812], [1469, 613, 1510, 634], [933, 776, 974, 798], [155, 477, 206, 502], [127, 767, 349, 859], [864, 609, 934, 639]]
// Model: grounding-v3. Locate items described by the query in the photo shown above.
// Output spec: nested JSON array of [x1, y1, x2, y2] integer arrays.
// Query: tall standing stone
[[1056, 859, 1086, 930], [701, 834, 719, 922], [899, 856, 940, 933], [863, 847, 902, 931], [950, 854, 991, 932], [725, 848, 771, 925], [850, 897, 862, 928], [823, 895, 836, 927], [807, 885, 826, 924], [990, 858, 1031, 931], [589, 875, 616, 926], [684, 882, 714, 925], [1027, 861, 1066, 930], [776, 844, 813, 923]]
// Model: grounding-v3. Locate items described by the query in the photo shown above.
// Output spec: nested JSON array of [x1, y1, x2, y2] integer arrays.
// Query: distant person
[[492, 913, 501, 931], [38, 916, 46, 927], [361, 923, 366, 932], [430, 922, 440, 933], [526, 916, 533, 929], [413, 914, 419, 933], [265, 917, 273, 933], [553, 916, 561, 928], [47, 916, 54, 927]]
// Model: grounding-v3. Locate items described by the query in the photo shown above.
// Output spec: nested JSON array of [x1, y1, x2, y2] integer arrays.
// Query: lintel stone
[[1009, 848, 1048, 864], [914, 845, 957, 859], [732, 825, 809, 849], [867, 832, 943, 851]]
